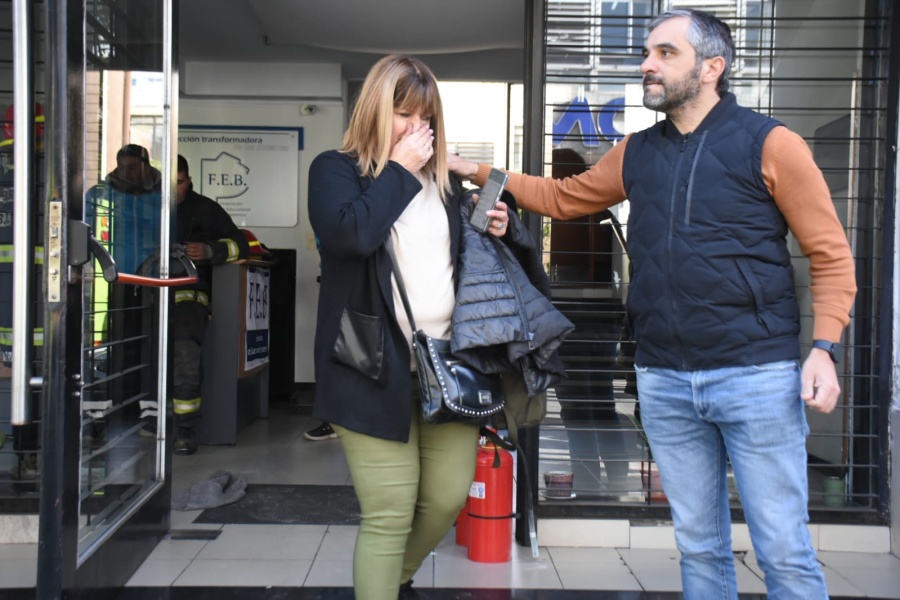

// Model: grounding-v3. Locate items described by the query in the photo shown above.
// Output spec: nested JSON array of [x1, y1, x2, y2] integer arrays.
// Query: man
[[450, 9, 856, 599], [152, 155, 250, 455], [86, 144, 163, 274], [86, 144, 163, 446]]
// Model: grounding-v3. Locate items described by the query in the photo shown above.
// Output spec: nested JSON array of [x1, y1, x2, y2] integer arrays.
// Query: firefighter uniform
[[168, 184, 249, 453]]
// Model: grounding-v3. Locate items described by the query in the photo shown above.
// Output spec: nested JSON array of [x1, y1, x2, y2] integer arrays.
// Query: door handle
[[86, 233, 199, 287]]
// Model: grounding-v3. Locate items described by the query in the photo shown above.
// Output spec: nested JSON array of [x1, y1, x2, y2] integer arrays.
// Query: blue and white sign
[[552, 97, 625, 147], [245, 266, 270, 371]]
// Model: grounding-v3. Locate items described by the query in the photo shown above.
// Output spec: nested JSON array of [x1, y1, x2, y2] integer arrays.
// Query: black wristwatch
[[811, 339, 841, 364]]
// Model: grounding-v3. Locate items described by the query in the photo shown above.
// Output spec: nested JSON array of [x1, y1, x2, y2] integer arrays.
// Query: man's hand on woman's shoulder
[[448, 153, 480, 180]]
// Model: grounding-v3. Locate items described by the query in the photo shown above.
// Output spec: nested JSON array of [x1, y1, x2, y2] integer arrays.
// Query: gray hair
[[648, 8, 734, 96]]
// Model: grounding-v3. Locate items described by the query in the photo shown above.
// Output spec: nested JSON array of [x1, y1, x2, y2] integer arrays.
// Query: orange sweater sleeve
[[762, 126, 857, 342], [472, 137, 629, 220]]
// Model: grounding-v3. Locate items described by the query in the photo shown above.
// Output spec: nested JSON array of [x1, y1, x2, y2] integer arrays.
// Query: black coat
[[307, 150, 463, 442], [451, 192, 572, 395], [175, 187, 250, 296]]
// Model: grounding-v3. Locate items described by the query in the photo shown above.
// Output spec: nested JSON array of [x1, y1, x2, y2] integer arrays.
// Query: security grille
[[537, 0, 890, 519]]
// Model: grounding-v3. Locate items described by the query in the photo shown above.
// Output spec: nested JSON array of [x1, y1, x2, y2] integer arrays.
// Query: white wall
[[440, 82, 510, 167], [180, 61, 346, 382]]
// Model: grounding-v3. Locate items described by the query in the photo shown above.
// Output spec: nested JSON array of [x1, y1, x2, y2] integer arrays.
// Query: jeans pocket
[[331, 307, 384, 380], [750, 359, 799, 372]]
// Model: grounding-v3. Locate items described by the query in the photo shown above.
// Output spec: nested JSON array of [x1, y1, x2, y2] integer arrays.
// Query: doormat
[[194, 484, 360, 525]]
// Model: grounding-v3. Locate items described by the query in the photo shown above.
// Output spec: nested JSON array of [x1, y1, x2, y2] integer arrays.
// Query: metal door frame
[[36, 1, 181, 597]]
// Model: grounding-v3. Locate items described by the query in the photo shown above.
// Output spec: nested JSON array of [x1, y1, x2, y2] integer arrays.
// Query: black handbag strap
[[384, 237, 418, 333]]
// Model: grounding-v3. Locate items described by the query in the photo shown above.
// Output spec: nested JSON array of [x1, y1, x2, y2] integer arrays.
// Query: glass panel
[[79, 0, 167, 555], [0, 0, 46, 504]]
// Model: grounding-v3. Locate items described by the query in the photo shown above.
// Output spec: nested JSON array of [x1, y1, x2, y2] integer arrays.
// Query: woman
[[307, 55, 510, 600]]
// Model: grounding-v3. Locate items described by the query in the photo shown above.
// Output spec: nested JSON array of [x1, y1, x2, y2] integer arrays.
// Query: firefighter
[[149, 155, 249, 455]]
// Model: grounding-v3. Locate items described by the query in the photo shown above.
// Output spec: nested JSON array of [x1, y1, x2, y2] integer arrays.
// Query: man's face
[[117, 156, 147, 188], [177, 172, 191, 204], [640, 17, 703, 114]]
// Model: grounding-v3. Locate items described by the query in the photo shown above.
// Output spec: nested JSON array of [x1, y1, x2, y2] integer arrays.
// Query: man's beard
[[642, 63, 702, 113]]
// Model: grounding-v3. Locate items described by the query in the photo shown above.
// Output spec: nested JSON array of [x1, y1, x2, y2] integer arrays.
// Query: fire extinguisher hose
[[479, 427, 539, 558]]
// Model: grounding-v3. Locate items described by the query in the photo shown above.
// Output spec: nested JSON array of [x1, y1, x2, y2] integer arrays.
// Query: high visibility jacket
[[85, 167, 163, 275]]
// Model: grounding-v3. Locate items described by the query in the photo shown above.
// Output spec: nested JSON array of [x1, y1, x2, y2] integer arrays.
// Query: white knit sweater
[[390, 174, 454, 368]]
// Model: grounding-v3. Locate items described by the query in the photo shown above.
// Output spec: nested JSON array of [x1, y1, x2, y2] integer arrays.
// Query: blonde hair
[[341, 55, 450, 200]]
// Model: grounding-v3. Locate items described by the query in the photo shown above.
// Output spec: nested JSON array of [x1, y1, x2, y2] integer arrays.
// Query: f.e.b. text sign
[[179, 126, 303, 227]]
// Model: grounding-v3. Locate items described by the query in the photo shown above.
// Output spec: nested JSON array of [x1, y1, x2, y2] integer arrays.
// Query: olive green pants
[[333, 409, 479, 600]]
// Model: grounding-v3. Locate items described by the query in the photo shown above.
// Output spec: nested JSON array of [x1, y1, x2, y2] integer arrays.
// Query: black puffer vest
[[622, 93, 800, 370]]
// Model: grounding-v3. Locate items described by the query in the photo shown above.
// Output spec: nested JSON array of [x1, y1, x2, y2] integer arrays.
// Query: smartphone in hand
[[469, 168, 509, 233]]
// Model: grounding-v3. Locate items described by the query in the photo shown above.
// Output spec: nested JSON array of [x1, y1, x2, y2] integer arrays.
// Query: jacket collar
[[662, 92, 738, 139]]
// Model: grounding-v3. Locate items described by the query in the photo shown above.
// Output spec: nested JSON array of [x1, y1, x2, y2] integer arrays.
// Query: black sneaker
[[304, 422, 337, 441]]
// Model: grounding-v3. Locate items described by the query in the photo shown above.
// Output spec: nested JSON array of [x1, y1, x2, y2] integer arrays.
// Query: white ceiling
[[178, 0, 527, 82]]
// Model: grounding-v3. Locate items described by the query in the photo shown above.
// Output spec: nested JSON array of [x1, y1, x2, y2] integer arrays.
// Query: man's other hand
[[800, 349, 841, 413]]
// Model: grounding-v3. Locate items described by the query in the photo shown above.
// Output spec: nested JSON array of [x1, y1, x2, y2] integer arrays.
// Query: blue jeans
[[636, 360, 827, 600]]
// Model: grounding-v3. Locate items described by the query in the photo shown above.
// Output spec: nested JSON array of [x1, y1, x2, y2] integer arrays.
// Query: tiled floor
[[1, 405, 899, 599]]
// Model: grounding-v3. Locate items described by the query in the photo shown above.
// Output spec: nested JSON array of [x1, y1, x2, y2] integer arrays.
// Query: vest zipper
[[668, 134, 691, 367], [683, 131, 708, 226]]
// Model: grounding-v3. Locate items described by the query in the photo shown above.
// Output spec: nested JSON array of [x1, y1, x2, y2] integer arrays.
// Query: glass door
[[37, 1, 181, 597], [0, 0, 46, 541]]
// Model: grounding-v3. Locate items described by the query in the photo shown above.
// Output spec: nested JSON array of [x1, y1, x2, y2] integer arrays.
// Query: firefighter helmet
[[241, 229, 268, 258], [1, 103, 45, 150]]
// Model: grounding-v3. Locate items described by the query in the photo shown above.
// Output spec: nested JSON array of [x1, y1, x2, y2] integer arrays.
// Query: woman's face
[[391, 107, 432, 150]]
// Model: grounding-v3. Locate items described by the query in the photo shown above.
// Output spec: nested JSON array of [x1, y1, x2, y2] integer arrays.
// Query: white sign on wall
[[178, 126, 303, 227]]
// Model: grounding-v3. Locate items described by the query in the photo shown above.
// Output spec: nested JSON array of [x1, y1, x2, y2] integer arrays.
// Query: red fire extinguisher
[[466, 436, 514, 563]]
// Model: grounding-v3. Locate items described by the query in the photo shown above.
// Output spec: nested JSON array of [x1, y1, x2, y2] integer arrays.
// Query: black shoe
[[174, 426, 198, 455], [398, 580, 427, 600], [86, 420, 108, 444], [139, 420, 157, 438], [174, 438, 197, 455], [304, 422, 337, 441]]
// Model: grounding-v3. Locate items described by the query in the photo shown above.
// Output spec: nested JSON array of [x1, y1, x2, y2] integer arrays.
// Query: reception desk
[[195, 261, 271, 445]]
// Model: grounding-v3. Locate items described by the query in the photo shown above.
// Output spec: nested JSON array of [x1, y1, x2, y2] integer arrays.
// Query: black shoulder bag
[[385, 238, 505, 425]]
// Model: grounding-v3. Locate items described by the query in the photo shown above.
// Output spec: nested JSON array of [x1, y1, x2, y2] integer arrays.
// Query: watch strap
[[811, 339, 839, 364]]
